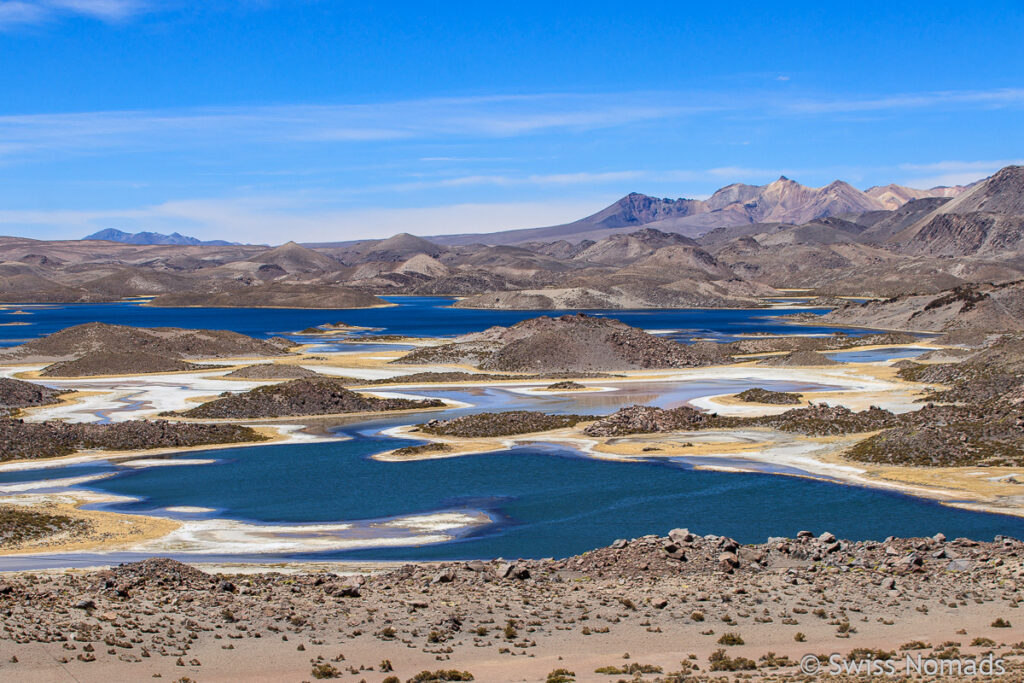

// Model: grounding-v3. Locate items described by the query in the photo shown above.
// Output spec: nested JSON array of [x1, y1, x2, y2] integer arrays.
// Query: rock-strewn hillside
[[0, 323, 297, 362], [452, 284, 752, 310], [400, 314, 727, 372], [819, 281, 1024, 332], [417, 411, 593, 437], [39, 351, 208, 377], [0, 378, 70, 415], [176, 378, 444, 419], [892, 166, 1024, 257], [755, 350, 840, 366], [222, 364, 321, 379], [0, 419, 265, 461]]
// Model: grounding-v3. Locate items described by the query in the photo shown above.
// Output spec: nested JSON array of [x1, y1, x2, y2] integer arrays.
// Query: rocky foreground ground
[[1, 531, 1022, 682]]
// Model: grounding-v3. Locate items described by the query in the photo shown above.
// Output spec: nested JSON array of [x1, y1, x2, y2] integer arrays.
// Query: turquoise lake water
[[2, 297, 1020, 567]]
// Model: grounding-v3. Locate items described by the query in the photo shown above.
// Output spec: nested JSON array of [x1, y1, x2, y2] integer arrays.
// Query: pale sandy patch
[[0, 501, 180, 556], [131, 510, 491, 555], [120, 458, 219, 468]]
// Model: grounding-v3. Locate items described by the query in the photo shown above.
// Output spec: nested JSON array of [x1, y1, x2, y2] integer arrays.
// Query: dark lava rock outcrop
[[583, 405, 722, 437]]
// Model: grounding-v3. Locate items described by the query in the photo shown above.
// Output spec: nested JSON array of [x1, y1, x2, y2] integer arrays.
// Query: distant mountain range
[[428, 177, 969, 246], [83, 229, 240, 246], [8, 165, 1011, 311]]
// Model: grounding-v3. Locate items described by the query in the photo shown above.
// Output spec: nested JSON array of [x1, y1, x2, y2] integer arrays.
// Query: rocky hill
[[891, 166, 1024, 257], [453, 228, 767, 309], [0, 323, 297, 362], [222, 364, 321, 379], [0, 378, 70, 416], [820, 281, 1024, 332], [38, 351, 208, 377], [0, 419, 265, 461], [176, 378, 445, 419], [249, 241, 341, 274], [400, 314, 728, 372]]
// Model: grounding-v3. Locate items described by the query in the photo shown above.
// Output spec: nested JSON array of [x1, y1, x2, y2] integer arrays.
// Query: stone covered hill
[[0, 419, 265, 461], [175, 378, 445, 419], [819, 281, 1024, 332], [0, 377, 70, 416], [399, 313, 727, 372], [895, 165, 1024, 258], [39, 351, 208, 377], [0, 323, 297, 362]]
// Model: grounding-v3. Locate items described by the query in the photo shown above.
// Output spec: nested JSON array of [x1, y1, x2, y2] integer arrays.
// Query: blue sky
[[1, 1, 1022, 243]]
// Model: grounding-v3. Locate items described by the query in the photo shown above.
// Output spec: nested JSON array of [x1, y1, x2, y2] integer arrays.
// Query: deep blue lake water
[[1, 298, 1018, 567], [7, 441, 1024, 565], [1, 296, 862, 346]]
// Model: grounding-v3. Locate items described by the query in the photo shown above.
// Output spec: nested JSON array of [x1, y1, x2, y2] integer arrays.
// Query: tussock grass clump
[[408, 671, 474, 682], [708, 649, 757, 671]]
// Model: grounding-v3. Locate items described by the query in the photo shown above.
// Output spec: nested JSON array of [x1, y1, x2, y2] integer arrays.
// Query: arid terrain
[[3, 166, 1024, 682], [2, 167, 1023, 309], [1, 532, 1022, 682]]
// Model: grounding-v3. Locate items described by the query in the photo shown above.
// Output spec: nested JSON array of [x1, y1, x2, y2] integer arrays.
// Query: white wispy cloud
[[0, 96, 689, 162], [0, 0, 152, 27], [783, 88, 1024, 115], [2, 86, 1020, 164], [897, 158, 1024, 188]]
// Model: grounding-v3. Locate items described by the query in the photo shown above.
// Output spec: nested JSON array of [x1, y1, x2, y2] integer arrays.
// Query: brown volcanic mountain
[[865, 183, 966, 210], [891, 166, 1024, 257], [428, 176, 962, 246]]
